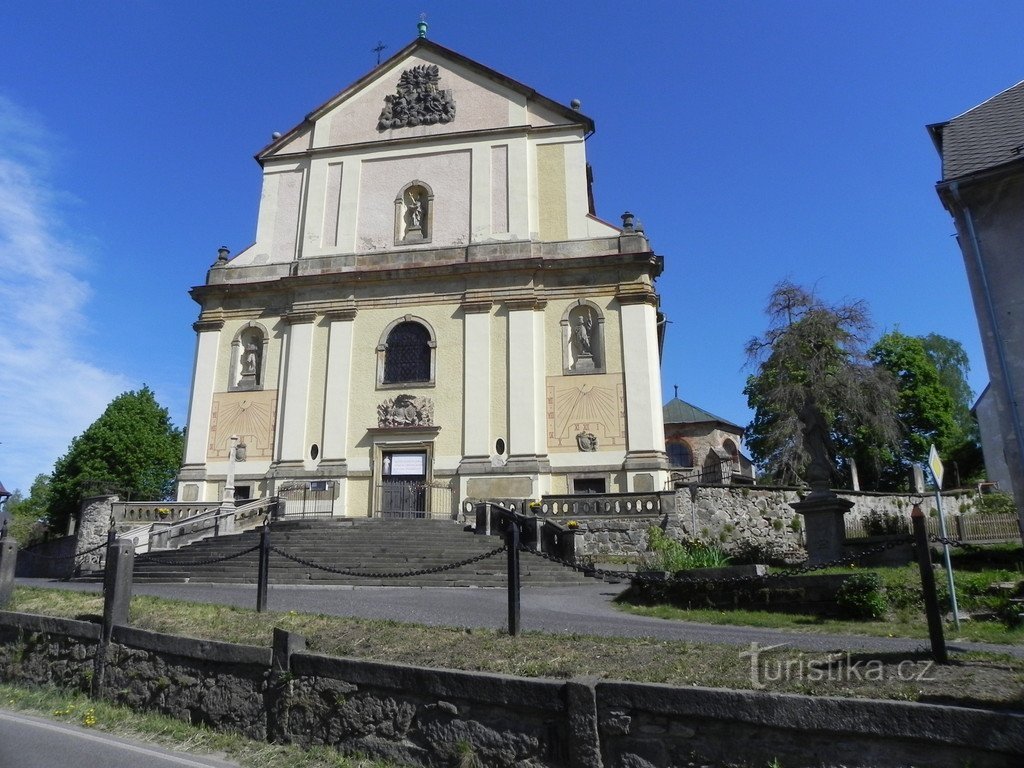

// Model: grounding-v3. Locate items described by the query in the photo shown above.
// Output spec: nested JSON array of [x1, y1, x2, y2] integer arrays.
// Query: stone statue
[[378, 394, 434, 428], [241, 342, 259, 377], [407, 191, 424, 230]]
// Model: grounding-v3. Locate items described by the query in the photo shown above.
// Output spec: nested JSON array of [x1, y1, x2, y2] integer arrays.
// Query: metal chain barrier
[[268, 543, 507, 579], [519, 535, 914, 587], [134, 543, 262, 567], [17, 540, 109, 562], [928, 534, 988, 553]]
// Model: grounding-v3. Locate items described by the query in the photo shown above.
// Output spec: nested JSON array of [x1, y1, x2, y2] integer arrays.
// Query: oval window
[[495, 438, 506, 455], [310, 444, 320, 460]]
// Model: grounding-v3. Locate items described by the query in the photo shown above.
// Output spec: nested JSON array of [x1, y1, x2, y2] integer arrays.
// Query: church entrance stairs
[[127, 519, 594, 587]]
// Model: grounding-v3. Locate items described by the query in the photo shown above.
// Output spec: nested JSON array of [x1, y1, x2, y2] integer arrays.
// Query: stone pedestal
[[791, 492, 853, 566]]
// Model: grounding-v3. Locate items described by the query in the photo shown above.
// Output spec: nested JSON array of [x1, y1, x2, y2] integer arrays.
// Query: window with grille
[[667, 441, 694, 468], [383, 321, 431, 383]]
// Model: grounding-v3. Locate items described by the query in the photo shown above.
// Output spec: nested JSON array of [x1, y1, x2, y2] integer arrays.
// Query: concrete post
[[102, 539, 134, 640], [0, 537, 17, 609]]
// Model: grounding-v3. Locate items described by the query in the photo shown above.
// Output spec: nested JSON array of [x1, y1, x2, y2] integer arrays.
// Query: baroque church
[[176, 31, 669, 517]]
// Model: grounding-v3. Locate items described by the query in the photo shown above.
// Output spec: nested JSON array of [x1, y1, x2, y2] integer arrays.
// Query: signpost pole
[[928, 445, 961, 630]]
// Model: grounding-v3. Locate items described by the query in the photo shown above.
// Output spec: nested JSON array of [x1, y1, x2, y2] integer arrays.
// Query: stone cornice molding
[[284, 311, 318, 325], [505, 297, 547, 312], [614, 287, 659, 307], [192, 319, 225, 333], [460, 298, 493, 314], [324, 307, 358, 322]]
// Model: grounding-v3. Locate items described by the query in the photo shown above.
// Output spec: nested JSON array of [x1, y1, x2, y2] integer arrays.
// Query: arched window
[[723, 439, 740, 467], [666, 441, 694, 469], [377, 316, 436, 387]]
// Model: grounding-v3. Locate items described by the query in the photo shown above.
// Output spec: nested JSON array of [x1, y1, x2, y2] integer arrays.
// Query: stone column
[[181, 319, 223, 468], [617, 290, 667, 486], [275, 311, 317, 466]]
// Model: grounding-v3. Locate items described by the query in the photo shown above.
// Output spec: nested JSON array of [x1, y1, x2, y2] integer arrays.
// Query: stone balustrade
[[112, 501, 220, 524]]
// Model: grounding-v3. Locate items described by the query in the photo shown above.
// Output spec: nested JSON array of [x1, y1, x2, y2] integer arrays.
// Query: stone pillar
[[102, 538, 134, 639], [182, 319, 224, 468], [462, 300, 493, 462], [74, 495, 118, 573], [276, 311, 317, 465], [617, 290, 667, 485], [321, 309, 356, 465], [506, 299, 548, 471], [792, 493, 853, 566], [0, 537, 17, 608]]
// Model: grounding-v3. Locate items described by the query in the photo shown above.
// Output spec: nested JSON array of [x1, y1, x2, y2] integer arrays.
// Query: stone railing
[[112, 501, 220, 525], [537, 492, 667, 517], [147, 497, 278, 552]]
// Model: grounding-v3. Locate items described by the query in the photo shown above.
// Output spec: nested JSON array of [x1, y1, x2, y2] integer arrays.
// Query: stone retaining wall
[[0, 610, 1022, 767], [568, 485, 986, 562]]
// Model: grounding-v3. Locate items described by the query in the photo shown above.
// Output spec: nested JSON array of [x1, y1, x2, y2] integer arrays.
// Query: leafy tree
[[744, 282, 900, 489], [48, 386, 183, 531], [858, 331, 983, 489], [3, 474, 52, 544]]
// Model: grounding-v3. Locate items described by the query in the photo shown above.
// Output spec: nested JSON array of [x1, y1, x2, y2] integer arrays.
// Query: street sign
[[928, 444, 944, 489]]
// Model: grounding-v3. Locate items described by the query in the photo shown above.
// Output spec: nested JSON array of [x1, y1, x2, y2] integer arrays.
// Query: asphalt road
[[0, 709, 238, 768], [17, 577, 1024, 657]]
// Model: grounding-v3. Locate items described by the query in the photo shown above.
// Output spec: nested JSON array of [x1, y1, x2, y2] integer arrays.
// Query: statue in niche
[[570, 308, 596, 372], [576, 431, 598, 452], [241, 342, 259, 376], [405, 189, 426, 237]]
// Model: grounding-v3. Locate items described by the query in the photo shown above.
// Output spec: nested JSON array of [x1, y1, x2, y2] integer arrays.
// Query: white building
[[177, 34, 668, 517]]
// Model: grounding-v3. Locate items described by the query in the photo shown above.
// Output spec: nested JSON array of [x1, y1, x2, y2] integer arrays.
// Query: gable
[[260, 39, 591, 160]]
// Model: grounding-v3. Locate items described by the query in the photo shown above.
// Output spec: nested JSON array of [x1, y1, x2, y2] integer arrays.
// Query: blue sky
[[0, 1, 1020, 494]]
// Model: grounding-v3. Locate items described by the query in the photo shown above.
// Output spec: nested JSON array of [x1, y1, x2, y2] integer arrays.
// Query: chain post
[[256, 517, 270, 612], [912, 501, 948, 663], [505, 511, 521, 636], [107, 512, 117, 547]]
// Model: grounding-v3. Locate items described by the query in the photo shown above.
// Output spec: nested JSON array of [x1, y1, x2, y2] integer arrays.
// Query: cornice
[[192, 319, 225, 333]]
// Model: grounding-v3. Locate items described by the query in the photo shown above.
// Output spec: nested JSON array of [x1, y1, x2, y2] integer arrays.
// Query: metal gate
[[374, 479, 454, 519], [277, 481, 335, 519]]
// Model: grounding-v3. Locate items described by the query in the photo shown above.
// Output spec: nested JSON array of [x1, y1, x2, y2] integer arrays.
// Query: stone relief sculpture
[[378, 64, 456, 130], [378, 394, 434, 427], [576, 431, 599, 452]]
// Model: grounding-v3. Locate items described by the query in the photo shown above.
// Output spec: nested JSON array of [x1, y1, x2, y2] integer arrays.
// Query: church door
[[378, 450, 428, 518]]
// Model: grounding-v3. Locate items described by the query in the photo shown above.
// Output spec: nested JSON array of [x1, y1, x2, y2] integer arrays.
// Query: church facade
[[177, 36, 668, 517]]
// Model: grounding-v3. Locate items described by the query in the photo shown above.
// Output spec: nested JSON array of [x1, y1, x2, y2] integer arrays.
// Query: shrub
[[862, 510, 910, 537], [836, 572, 887, 619], [643, 527, 730, 571], [976, 492, 1016, 516]]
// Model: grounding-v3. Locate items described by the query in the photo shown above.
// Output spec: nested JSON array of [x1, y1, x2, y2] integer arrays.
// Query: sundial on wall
[[545, 374, 626, 451]]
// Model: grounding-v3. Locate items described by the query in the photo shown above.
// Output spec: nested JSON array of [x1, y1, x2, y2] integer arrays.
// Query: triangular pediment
[[258, 38, 592, 161]]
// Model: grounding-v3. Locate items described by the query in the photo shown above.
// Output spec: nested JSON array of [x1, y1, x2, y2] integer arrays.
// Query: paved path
[[17, 577, 1024, 657], [0, 709, 238, 768]]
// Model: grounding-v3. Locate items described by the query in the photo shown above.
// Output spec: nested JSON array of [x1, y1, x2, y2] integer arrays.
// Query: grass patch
[[615, 560, 1024, 646], [6, 586, 1024, 708], [0, 681, 396, 768]]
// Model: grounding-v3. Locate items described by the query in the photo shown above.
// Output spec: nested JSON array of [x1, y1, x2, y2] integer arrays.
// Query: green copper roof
[[663, 397, 742, 431]]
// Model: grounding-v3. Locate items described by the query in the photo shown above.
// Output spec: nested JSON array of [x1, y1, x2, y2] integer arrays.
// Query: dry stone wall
[[566, 486, 983, 562]]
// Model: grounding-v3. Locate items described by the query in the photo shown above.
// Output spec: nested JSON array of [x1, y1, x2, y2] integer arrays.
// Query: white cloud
[[0, 95, 130, 495]]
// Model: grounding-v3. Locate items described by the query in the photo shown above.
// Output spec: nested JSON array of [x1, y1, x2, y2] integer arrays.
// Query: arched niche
[[376, 314, 438, 388], [560, 299, 605, 374], [230, 321, 270, 391], [394, 180, 434, 245]]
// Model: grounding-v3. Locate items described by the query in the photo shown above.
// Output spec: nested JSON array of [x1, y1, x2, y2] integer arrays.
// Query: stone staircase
[[129, 518, 593, 587]]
